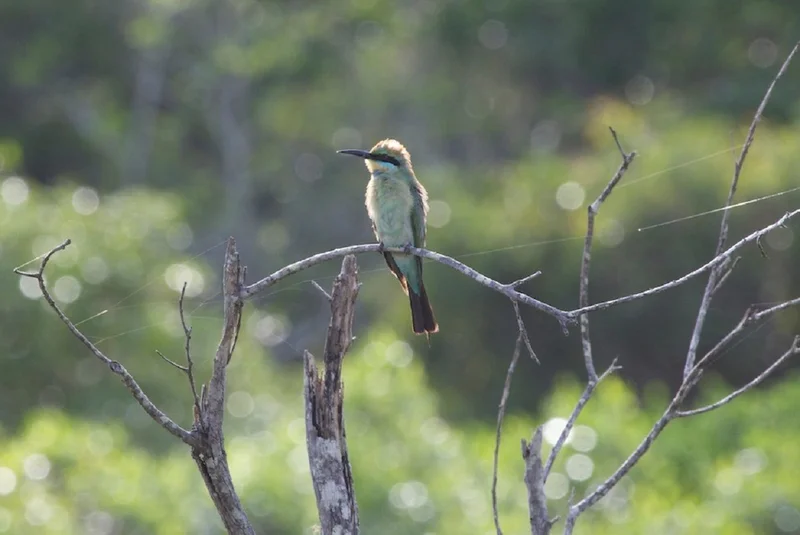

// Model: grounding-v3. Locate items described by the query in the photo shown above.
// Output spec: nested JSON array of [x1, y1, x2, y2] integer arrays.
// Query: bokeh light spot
[[54, 276, 82, 304], [164, 263, 205, 297], [420, 417, 450, 446], [565, 453, 594, 481], [228, 391, 255, 418], [0, 468, 17, 496], [765, 226, 793, 251], [544, 472, 569, 500], [531, 120, 562, 153], [72, 187, 100, 215], [389, 481, 429, 510], [570, 425, 598, 452], [598, 219, 625, 247], [735, 447, 766, 475], [19, 277, 43, 300], [428, 200, 451, 228], [714, 467, 741, 495], [254, 314, 290, 347], [295, 153, 323, 182], [749, 37, 778, 68], [87, 430, 114, 457], [24, 496, 53, 526], [84, 511, 114, 535], [555, 182, 585, 211], [625, 74, 655, 106], [386, 341, 413, 368], [478, 20, 508, 50], [1, 176, 29, 206], [81, 257, 110, 284], [775, 504, 800, 533], [0, 507, 10, 531], [543, 417, 571, 446], [23, 454, 50, 481]]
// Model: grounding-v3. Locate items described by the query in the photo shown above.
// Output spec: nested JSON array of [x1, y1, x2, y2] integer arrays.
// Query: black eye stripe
[[371, 153, 401, 166]]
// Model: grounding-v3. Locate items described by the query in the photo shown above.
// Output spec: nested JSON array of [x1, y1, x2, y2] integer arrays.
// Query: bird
[[338, 139, 438, 337]]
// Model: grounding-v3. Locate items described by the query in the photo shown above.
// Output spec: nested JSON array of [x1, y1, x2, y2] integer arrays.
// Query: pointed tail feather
[[409, 282, 438, 335]]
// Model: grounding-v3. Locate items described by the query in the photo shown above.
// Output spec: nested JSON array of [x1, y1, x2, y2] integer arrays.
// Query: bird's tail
[[409, 282, 438, 336]]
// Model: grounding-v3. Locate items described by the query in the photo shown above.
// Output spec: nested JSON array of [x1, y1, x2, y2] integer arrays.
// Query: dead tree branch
[[558, 42, 800, 535], [684, 41, 800, 378], [492, 333, 523, 535], [14, 239, 199, 448], [16, 237, 256, 534], [190, 238, 254, 535], [304, 255, 361, 535], [538, 127, 634, 498], [522, 428, 553, 535], [579, 128, 636, 380]]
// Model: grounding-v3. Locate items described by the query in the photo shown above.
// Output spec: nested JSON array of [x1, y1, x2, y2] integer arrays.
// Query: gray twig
[[513, 301, 539, 362], [156, 350, 188, 372], [509, 271, 542, 289], [683, 42, 800, 379], [543, 361, 619, 481], [570, 209, 800, 317], [177, 282, 202, 422], [311, 280, 332, 301], [14, 239, 199, 448], [492, 333, 523, 535], [579, 127, 637, 380], [679, 338, 800, 418]]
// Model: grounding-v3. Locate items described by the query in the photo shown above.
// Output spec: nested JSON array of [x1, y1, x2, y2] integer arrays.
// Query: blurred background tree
[[1, 0, 799, 532]]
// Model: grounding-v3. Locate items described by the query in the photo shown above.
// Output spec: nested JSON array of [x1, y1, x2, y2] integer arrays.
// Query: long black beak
[[337, 149, 376, 160]]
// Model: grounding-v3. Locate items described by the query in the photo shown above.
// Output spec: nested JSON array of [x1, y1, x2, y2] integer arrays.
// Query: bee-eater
[[338, 139, 438, 336]]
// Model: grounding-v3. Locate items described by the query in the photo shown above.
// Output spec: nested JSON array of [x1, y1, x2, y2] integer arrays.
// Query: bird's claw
[[377, 241, 386, 254], [403, 242, 413, 254]]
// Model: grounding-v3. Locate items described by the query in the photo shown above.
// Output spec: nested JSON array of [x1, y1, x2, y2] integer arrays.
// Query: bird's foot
[[377, 241, 386, 254], [402, 242, 414, 254]]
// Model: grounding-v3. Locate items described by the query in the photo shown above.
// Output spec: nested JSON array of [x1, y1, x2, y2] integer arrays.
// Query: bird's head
[[338, 139, 414, 175]]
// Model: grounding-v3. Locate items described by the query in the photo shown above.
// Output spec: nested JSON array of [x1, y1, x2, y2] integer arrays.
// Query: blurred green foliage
[[1, 0, 800, 531], [1, 337, 800, 534]]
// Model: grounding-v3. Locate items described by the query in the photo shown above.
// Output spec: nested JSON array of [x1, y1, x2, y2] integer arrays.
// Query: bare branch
[[509, 271, 542, 289], [695, 296, 800, 371], [564, 334, 799, 534], [178, 282, 202, 421], [311, 280, 332, 301], [522, 428, 553, 535], [543, 361, 619, 480], [718, 41, 799, 255], [237, 206, 798, 339], [14, 239, 199, 447], [752, 296, 800, 321], [240, 243, 573, 331], [156, 349, 188, 372], [492, 334, 523, 535], [711, 256, 740, 294], [191, 237, 255, 535], [562, 374, 699, 534], [683, 42, 799, 378], [579, 128, 637, 380], [678, 338, 800, 418], [570, 209, 800, 316], [513, 301, 538, 363], [305, 255, 361, 535]]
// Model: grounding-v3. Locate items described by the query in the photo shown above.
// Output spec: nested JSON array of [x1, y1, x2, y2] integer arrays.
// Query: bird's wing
[[410, 183, 428, 248]]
